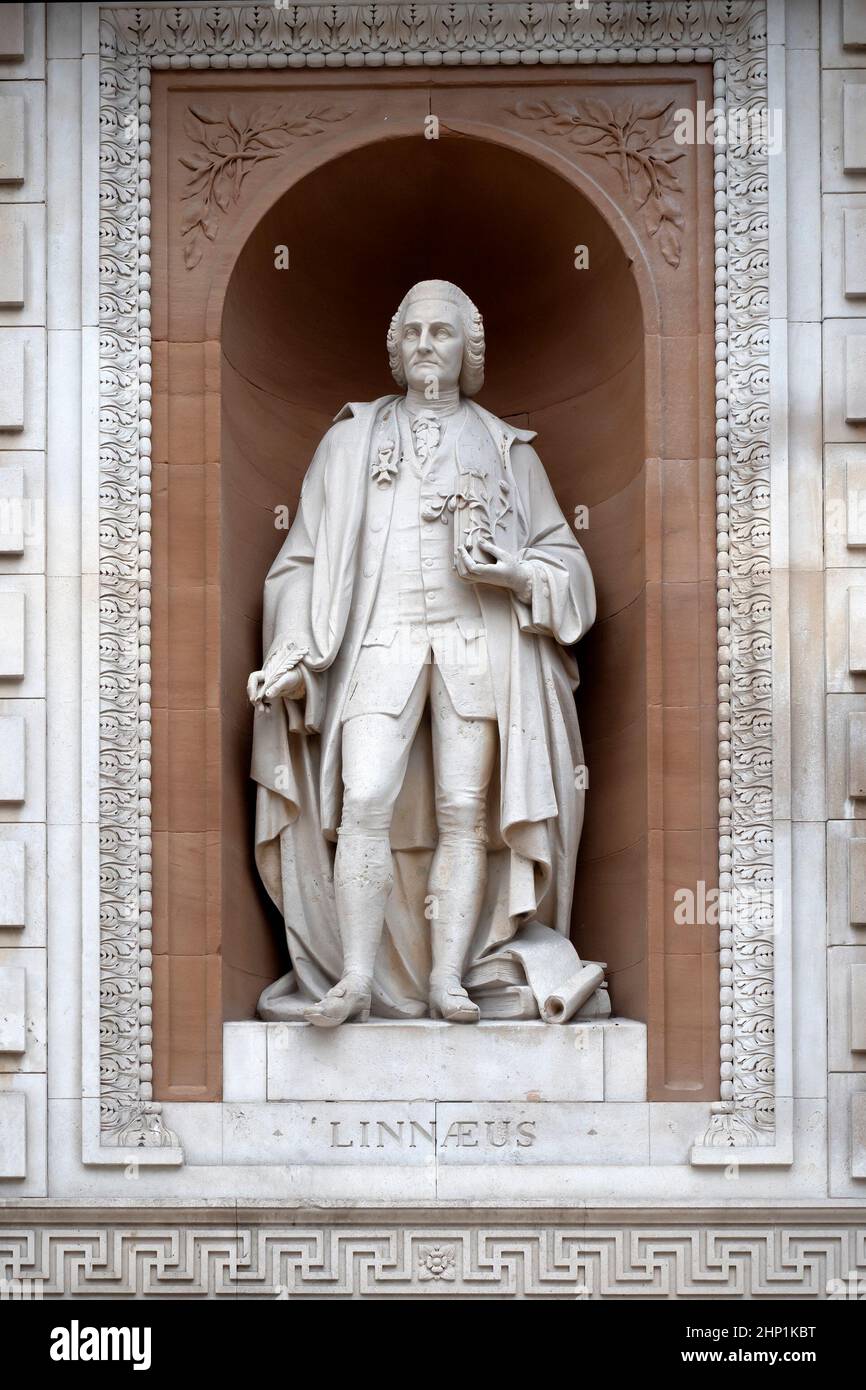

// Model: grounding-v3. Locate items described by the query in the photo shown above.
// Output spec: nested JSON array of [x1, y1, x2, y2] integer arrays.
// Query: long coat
[[251, 395, 597, 1019]]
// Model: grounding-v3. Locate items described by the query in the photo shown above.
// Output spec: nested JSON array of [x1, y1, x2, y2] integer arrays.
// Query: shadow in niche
[[220, 133, 647, 1024]]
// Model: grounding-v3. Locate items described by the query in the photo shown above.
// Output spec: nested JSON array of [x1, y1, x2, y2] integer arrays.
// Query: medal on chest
[[419, 410, 513, 561], [371, 403, 514, 563]]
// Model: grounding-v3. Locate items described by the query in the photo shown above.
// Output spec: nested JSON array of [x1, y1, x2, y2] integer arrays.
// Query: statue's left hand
[[456, 540, 533, 603]]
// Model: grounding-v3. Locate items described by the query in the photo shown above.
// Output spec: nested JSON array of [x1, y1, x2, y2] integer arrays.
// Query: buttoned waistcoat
[[342, 404, 497, 721]]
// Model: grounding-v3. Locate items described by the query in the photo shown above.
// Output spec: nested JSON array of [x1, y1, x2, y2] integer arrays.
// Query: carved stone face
[[398, 297, 466, 396]]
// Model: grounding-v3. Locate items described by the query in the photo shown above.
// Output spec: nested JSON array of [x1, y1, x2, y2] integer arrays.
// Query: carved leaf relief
[[179, 103, 353, 269], [509, 96, 686, 268]]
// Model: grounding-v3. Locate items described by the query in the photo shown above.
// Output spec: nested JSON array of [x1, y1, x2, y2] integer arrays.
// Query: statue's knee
[[340, 785, 393, 835], [436, 793, 488, 841]]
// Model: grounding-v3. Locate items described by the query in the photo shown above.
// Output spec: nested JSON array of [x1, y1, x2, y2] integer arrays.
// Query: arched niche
[[151, 85, 719, 1105], [219, 131, 648, 1017]]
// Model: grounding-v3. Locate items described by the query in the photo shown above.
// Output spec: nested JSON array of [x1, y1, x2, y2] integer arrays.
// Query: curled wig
[[386, 280, 485, 397]]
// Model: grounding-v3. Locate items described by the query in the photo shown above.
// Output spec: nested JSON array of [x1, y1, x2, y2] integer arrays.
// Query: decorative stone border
[[2, 1207, 862, 1298], [96, 2, 773, 1159]]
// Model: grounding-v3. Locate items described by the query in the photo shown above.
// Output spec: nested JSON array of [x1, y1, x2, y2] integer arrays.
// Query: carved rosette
[[98, 2, 772, 1156]]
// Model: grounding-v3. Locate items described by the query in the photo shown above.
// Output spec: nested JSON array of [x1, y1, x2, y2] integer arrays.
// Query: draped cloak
[[251, 395, 598, 1020]]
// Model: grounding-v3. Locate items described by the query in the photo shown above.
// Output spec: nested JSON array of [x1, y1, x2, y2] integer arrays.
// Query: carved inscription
[[327, 1116, 537, 1151]]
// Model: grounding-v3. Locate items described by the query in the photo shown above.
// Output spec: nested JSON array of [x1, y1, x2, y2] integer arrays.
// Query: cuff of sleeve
[[511, 562, 548, 633], [527, 561, 555, 626], [514, 562, 534, 605]]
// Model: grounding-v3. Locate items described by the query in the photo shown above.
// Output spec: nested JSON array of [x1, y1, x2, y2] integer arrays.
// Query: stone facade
[[0, 0, 864, 1300]]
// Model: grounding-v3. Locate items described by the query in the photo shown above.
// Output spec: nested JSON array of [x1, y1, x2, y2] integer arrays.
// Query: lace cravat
[[410, 411, 442, 466]]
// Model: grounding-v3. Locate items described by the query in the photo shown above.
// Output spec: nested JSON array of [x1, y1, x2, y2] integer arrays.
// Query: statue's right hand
[[247, 663, 306, 706], [247, 669, 267, 704]]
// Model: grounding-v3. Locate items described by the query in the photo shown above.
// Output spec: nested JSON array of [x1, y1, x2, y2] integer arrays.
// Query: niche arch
[[221, 132, 649, 1007]]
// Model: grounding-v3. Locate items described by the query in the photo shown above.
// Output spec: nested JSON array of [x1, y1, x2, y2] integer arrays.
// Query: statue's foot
[[428, 973, 480, 1024], [304, 974, 372, 1028]]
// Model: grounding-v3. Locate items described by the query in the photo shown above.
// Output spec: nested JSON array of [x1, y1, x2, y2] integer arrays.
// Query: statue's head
[[387, 279, 485, 398]]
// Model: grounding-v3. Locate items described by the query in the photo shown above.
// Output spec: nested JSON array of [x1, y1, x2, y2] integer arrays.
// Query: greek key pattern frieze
[[1, 1218, 862, 1298]]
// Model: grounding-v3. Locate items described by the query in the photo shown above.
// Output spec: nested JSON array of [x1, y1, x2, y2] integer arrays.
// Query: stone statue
[[248, 280, 602, 1027]]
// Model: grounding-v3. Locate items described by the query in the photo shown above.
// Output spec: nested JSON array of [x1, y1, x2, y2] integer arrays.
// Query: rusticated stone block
[[0, 213, 24, 307], [0, 337, 24, 430], [0, 1091, 25, 1176], [0, 4, 24, 61], [849, 837, 866, 924], [844, 83, 866, 173], [0, 465, 25, 553], [848, 710, 866, 797], [844, 209, 866, 298], [852, 963, 866, 1051], [844, 0, 866, 49], [0, 715, 25, 802], [0, 963, 25, 1051], [0, 841, 25, 926], [0, 93, 24, 183], [0, 591, 24, 677], [845, 334, 866, 422]]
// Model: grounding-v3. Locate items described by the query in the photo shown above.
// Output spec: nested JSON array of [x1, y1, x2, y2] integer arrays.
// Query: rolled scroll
[[540, 962, 606, 1024], [490, 920, 608, 1025]]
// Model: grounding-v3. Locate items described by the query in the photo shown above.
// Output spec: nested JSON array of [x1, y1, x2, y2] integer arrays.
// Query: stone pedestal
[[227, 1018, 646, 1103], [221, 1019, 647, 1167]]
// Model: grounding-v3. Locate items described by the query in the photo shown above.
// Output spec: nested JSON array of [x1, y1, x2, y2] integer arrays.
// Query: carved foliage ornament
[[509, 96, 685, 268], [180, 103, 352, 268], [102, 4, 765, 57]]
